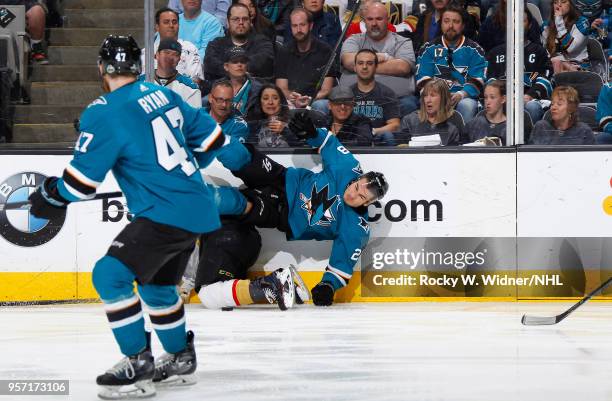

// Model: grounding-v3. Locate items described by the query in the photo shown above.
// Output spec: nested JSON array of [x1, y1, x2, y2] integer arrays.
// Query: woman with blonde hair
[[542, 0, 591, 73], [399, 79, 461, 145], [529, 86, 595, 144]]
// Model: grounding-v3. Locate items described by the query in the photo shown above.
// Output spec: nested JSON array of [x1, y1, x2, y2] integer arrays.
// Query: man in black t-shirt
[[350, 49, 399, 146], [204, 3, 274, 82], [275, 8, 338, 114]]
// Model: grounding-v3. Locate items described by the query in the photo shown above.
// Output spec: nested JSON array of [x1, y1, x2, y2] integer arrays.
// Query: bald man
[[340, 1, 418, 115]]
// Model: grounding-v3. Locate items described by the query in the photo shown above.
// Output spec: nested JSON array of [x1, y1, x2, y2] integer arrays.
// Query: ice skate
[[289, 264, 310, 304], [96, 349, 155, 400], [153, 330, 197, 387], [251, 267, 295, 310]]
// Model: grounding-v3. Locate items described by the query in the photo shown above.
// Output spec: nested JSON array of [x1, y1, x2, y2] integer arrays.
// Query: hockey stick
[[0, 191, 124, 211], [521, 276, 612, 325], [307, 0, 362, 108]]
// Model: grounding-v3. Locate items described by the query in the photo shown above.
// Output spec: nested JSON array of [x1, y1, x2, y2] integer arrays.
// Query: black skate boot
[[153, 330, 197, 387], [96, 349, 155, 400], [249, 266, 295, 310]]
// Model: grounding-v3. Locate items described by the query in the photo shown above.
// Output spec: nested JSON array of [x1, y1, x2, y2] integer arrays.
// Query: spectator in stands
[[529, 86, 595, 144], [341, 2, 418, 116], [275, 8, 337, 112], [416, 4, 487, 123], [573, 0, 609, 25], [207, 80, 250, 142], [595, 82, 612, 144], [412, 0, 480, 52], [259, 0, 293, 35], [246, 84, 301, 147], [223, 47, 263, 117], [141, 38, 202, 108], [346, 0, 396, 39], [205, 4, 275, 82], [235, 0, 276, 40], [350, 49, 400, 146], [283, 0, 342, 48], [345, 0, 418, 39], [168, 0, 230, 27], [479, 0, 543, 52], [3, 0, 48, 63], [463, 80, 506, 143], [486, 8, 553, 123], [145, 7, 204, 84], [326, 86, 373, 146], [542, 0, 591, 73], [400, 78, 461, 145], [178, 0, 225, 60]]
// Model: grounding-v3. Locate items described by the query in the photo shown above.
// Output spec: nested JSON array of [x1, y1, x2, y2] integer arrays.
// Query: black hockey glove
[[311, 281, 335, 306], [240, 188, 281, 228], [28, 176, 69, 219], [289, 110, 317, 140]]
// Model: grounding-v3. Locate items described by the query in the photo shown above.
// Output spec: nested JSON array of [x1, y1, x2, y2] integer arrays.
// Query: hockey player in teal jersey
[[196, 111, 389, 308], [27, 35, 252, 400]]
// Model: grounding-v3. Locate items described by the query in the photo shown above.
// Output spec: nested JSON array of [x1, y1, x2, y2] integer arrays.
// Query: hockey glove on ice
[[311, 281, 335, 306], [28, 176, 69, 219], [289, 111, 317, 140]]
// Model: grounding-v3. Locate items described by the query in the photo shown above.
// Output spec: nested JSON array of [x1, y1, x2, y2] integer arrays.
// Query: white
[[2, 302, 612, 401]]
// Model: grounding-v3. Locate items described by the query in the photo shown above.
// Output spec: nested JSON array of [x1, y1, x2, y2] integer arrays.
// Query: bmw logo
[[0, 172, 66, 247]]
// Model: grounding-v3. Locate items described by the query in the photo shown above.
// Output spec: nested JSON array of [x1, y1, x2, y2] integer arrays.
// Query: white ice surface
[[2, 302, 612, 401]]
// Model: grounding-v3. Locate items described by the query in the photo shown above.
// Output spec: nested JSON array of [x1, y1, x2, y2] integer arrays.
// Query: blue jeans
[[373, 131, 396, 146], [310, 99, 329, 117], [525, 100, 544, 124], [455, 98, 480, 123], [398, 95, 419, 116], [596, 132, 612, 144]]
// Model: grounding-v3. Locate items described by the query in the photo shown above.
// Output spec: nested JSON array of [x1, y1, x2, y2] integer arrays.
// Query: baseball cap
[[225, 46, 249, 63], [157, 38, 182, 54], [329, 86, 354, 102]]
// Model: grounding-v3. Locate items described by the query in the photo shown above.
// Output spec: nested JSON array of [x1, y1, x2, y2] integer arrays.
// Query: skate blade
[[98, 380, 155, 400], [154, 373, 196, 388], [289, 264, 311, 303]]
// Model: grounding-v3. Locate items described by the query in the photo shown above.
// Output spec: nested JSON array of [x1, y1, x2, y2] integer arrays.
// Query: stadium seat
[[542, 105, 599, 132], [526, 3, 543, 28], [586, 38, 609, 82], [552, 71, 603, 104], [448, 110, 465, 131], [0, 4, 27, 102]]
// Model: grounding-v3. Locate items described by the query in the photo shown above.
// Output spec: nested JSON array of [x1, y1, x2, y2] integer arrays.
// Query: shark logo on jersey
[[300, 184, 339, 227], [0, 172, 66, 247], [435, 63, 469, 88], [358, 217, 370, 233]]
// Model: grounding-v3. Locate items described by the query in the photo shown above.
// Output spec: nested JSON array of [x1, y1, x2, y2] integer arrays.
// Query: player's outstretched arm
[[288, 111, 360, 174], [29, 106, 120, 219], [312, 220, 370, 306]]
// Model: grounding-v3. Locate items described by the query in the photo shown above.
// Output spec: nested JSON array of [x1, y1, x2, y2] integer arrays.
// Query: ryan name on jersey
[[137, 89, 171, 114]]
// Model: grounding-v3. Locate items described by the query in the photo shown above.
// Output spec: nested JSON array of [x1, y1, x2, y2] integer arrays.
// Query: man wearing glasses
[[416, 3, 486, 123], [204, 3, 274, 82], [207, 80, 249, 142]]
